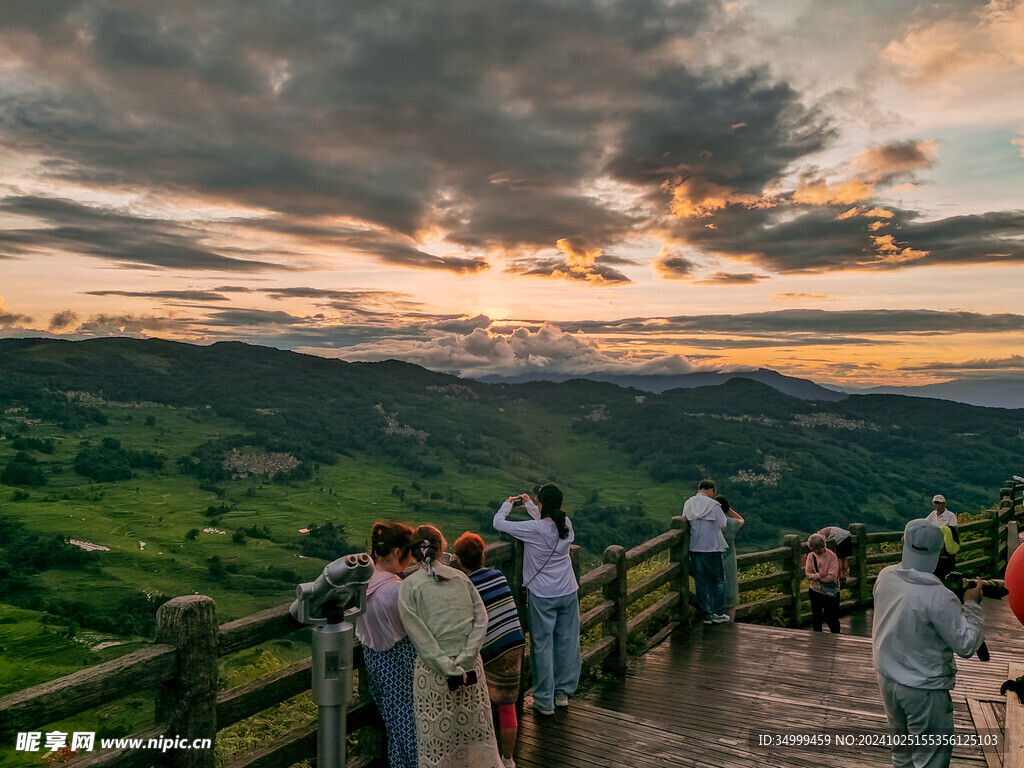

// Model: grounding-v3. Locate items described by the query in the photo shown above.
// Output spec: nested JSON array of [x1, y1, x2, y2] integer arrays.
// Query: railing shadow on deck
[[1, 482, 1021, 768]]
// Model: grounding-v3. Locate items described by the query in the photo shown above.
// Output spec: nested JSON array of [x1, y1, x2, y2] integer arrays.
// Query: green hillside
[[0, 337, 1021, 696]]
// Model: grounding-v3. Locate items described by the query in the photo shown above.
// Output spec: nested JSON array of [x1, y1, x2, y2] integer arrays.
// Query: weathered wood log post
[[511, 538, 525, 607], [785, 534, 803, 628], [1009, 521, 1020, 561], [1000, 490, 1015, 572], [1005, 483, 1019, 520], [669, 516, 690, 624], [155, 595, 218, 768], [850, 524, 869, 607], [992, 508, 1003, 573], [511, 537, 530, 698], [603, 545, 628, 674]]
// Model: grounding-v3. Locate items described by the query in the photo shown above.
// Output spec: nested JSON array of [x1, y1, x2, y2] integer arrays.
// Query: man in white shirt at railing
[[683, 479, 728, 625]]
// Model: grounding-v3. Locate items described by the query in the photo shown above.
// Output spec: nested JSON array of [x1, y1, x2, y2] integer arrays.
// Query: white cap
[[902, 519, 943, 573], [932, 494, 946, 503]]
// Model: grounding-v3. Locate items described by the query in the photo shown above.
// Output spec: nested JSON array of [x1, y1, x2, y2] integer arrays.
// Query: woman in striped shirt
[[454, 532, 526, 768]]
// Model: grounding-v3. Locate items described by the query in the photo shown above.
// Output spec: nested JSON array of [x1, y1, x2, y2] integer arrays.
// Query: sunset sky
[[1, 0, 1022, 387]]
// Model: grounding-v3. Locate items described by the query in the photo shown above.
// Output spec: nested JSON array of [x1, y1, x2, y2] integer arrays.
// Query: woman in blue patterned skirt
[[355, 522, 418, 768]]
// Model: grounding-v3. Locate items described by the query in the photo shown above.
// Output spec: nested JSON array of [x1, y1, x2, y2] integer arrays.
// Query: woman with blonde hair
[[354, 522, 417, 768], [398, 525, 503, 768]]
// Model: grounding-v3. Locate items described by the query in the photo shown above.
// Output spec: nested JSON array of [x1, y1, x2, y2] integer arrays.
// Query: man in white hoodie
[[872, 519, 984, 768], [682, 479, 729, 624]]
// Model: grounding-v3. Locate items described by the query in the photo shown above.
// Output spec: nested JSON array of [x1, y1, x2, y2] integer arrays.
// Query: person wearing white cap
[[872, 519, 984, 768], [926, 495, 959, 579]]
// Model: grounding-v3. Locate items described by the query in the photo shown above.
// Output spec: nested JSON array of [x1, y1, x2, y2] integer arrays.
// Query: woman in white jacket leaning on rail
[[493, 484, 580, 716]]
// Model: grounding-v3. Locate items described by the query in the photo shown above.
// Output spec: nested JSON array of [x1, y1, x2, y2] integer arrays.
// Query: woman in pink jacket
[[805, 533, 841, 633]]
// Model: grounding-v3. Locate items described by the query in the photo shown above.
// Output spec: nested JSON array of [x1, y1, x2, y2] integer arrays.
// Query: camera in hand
[[447, 669, 478, 690], [511, 497, 524, 506]]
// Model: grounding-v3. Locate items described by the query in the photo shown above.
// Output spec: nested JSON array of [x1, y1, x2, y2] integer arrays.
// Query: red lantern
[[1006, 543, 1024, 627]]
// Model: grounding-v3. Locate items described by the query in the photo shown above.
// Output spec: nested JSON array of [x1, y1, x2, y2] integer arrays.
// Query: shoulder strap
[[523, 537, 560, 591]]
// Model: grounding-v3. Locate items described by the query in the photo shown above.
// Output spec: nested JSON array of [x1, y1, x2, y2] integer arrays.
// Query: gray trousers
[[877, 674, 954, 768]]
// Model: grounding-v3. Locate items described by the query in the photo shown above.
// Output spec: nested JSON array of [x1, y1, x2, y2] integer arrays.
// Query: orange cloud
[[868, 234, 930, 264], [793, 177, 874, 206], [667, 177, 766, 218], [852, 141, 938, 183], [882, 0, 1024, 85]]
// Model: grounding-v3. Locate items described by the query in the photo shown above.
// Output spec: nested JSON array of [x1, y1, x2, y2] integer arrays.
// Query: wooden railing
[[2, 481, 1020, 768]]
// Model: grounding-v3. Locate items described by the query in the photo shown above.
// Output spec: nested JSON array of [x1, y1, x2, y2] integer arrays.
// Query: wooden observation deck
[[512, 599, 1024, 768]]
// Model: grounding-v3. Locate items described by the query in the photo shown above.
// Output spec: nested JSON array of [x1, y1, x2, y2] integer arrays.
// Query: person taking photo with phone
[[493, 484, 580, 717]]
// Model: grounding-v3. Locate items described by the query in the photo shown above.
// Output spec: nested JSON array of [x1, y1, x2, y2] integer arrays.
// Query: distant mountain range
[[1, 336, 1021, 546], [478, 369, 1024, 409], [476, 368, 848, 401], [848, 379, 1024, 410]]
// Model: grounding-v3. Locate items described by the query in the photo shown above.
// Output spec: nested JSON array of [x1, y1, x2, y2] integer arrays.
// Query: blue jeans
[[527, 592, 581, 711], [691, 551, 726, 620]]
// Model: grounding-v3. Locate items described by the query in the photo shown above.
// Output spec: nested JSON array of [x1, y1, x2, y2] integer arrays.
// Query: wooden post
[[155, 595, 218, 768], [511, 538, 527, 628], [785, 534, 803, 628], [1009, 521, 1020, 562], [669, 516, 690, 624], [1005, 662, 1024, 768], [570, 545, 582, 587], [603, 545, 629, 674], [850, 524, 869, 607], [511, 537, 530, 697], [992, 508, 1002, 573]]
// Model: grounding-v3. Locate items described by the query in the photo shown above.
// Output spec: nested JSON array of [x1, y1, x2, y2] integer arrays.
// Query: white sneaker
[[710, 614, 731, 624], [502, 758, 516, 768], [554, 692, 569, 708]]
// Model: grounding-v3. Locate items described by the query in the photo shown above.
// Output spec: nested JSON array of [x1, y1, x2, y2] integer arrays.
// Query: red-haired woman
[[454, 531, 525, 768], [355, 522, 417, 768], [398, 525, 503, 768]]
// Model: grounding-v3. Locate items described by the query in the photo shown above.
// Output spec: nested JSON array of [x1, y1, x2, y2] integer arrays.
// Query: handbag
[[813, 554, 840, 597]]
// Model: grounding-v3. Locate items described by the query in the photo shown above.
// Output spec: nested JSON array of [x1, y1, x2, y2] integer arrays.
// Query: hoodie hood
[[893, 564, 944, 585], [684, 493, 722, 521]]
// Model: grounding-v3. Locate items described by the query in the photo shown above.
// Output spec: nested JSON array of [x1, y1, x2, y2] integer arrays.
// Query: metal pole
[[311, 619, 355, 768]]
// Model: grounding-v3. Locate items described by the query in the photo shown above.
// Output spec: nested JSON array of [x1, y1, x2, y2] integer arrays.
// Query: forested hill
[[1, 336, 1022, 546]]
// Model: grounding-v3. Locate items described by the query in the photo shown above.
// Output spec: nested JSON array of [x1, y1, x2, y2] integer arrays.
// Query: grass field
[[0, 397, 693, 710]]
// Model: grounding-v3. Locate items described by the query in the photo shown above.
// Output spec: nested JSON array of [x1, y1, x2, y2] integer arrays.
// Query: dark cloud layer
[[86, 289, 233, 302], [0, 197, 283, 271], [564, 309, 1024, 336], [0, 0, 1019, 280]]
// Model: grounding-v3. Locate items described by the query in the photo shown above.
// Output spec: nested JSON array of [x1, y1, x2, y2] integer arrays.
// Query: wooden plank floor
[[512, 599, 1020, 768]]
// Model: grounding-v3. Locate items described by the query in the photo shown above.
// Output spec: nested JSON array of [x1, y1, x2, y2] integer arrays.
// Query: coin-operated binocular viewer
[[290, 552, 374, 768]]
